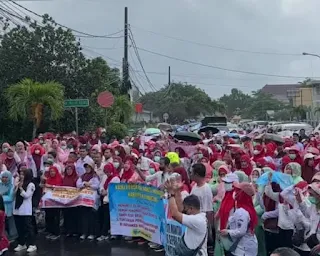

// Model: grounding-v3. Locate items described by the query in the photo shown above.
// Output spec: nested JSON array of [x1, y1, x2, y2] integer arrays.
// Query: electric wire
[[131, 25, 302, 57]]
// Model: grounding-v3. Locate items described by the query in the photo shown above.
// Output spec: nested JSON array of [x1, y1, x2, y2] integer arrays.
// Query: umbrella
[[144, 128, 161, 136], [198, 126, 220, 134], [228, 133, 240, 139], [264, 133, 284, 144], [174, 131, 201, 142]]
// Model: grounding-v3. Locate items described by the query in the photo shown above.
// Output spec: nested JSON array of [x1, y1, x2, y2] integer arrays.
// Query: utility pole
[[122, 7, 130, 98], [168, 66, 171, 85]]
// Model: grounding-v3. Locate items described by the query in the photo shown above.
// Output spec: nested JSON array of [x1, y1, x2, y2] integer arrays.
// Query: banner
[[40, 186, 99, 209], [108, 183, 166, 244], [163, 200, 186, 256]]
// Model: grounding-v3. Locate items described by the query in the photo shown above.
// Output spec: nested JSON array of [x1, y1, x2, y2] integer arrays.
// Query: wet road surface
[[7, 236, 164, 256]]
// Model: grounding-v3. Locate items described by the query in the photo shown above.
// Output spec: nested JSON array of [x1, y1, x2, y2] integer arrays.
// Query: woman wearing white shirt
[[13, 169, 37, 253], [97, 163, 120, 242]]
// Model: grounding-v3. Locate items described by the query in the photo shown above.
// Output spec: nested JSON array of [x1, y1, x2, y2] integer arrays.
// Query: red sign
[[135, 103, 143, 113], [97, 91, 114, 108]]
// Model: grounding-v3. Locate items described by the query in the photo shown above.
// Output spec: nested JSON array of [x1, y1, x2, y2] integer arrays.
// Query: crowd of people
[[0, 128, 319, 256]]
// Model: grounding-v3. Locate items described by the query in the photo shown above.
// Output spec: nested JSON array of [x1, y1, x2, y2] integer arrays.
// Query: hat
[[309, 183, 320, 196], [222, 173, 239, 183], [83, 158, 95, 169], [233, 182, 255, 196], [304, 153, 315, 161]]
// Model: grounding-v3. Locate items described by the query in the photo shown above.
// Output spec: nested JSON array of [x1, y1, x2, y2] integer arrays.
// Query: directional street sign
[[64, 99, 89, 108]]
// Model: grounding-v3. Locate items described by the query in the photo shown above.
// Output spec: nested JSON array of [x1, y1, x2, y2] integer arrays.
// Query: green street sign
[[64, 99, 89, 108]]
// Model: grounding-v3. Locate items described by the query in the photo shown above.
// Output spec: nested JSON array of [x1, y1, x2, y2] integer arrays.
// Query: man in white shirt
[[166, 181, 207, 256], [190, 163, 214, 255], [75, 146, 92, 176]]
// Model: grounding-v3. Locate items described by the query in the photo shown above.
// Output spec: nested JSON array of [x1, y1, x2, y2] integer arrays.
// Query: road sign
[[64, 99, 89, 108], [97, 91, 114, 108]]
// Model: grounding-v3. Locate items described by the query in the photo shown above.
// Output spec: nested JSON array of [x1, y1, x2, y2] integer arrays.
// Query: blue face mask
[[154, 156, 161, 163], [149, 168, 155, 175]]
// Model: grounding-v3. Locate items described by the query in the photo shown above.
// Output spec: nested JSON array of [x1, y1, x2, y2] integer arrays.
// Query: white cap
[[304, 153, 315, 161], [222, 173, 239, 183]]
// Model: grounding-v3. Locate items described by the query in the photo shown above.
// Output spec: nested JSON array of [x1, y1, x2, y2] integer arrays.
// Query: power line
[[128, 46, 155, 92], [8, 0, 124, 38], [132, 70, 300, 81], [131, 25, 301, 57], [128, 27, 157, 91], [135, 47, 318, 79], [81, 47, 122, 66]]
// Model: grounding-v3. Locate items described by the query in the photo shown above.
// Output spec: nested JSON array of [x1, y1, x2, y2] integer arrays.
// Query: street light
[[302, 52, 320, 59], [302, 52, 320, 125]]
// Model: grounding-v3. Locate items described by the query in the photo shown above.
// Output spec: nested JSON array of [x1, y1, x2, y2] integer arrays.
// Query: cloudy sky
[[20, 0, 320, 98]]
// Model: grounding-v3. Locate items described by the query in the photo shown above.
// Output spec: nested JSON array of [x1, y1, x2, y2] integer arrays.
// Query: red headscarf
[[62, 164, 78, 187], [121, 160, 135, 182], [252, 144, 265, 162], [235, 189, 258, 233], [218, 190, 235, 230], [103, 163, 119, 190], [240, 154, 253, 176], [46, 166, 63, 186]]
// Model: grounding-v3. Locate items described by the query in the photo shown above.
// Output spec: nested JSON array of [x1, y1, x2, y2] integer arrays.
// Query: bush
[[107, 122, 128, 139]]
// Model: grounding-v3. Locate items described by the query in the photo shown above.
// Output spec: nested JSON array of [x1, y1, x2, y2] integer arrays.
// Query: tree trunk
[[32, 122, 37, 139]]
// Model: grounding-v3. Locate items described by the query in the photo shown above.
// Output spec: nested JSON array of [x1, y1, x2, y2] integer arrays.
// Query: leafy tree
[[139, 82, 222, 123], [0, 15, 126, 140], [291, 105, 307, 120], [245, 90, 286, 119], [5, 78, 64, 138], [219, 88, 251, 117], [107, 122, 128, 140]]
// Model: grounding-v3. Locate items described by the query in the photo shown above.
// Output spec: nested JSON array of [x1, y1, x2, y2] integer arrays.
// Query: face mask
[[113, 162, 120, 169], [252, 177, 258, 182], [2, 148, 8, 153], [34, 149, 40, 155], [198, 153, 203, 159], [289, 154, 296, 160], [252, 142, 257, 147], [224, 183, 233, 191], [253, 150, 260, 155], [45, 167, 49, 172], [154, 156, 161, 163], [136, 164, 141, 169], [61, 145, 67, 150], [308, 196, 318, 205], [149, 168, 155, 175], [115, 151, 120, 156]]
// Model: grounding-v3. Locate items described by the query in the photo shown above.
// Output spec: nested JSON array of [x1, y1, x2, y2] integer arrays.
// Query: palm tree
[[109, 95, 133, 124], [5, 78, 64, 138], [291, 105, 307, 120]]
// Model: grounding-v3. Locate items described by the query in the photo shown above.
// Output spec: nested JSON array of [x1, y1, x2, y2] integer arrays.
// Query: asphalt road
[[7, 236, 164, 256]]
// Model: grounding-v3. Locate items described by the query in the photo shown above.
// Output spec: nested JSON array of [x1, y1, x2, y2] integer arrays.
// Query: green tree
[[291, 105, 307, 120], [219, 88, 251, 117], [0, 15, 124, 139], [139, 82, 221, 123], [245, 90, 286, 119], [5, 78, 64, 138]]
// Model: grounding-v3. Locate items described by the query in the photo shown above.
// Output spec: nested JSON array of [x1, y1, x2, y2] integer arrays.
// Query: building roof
[[261, 83, 300, 102]]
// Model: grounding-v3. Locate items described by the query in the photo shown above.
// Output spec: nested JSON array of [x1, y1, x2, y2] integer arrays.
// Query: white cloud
[[18, 0, 320, 98]]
